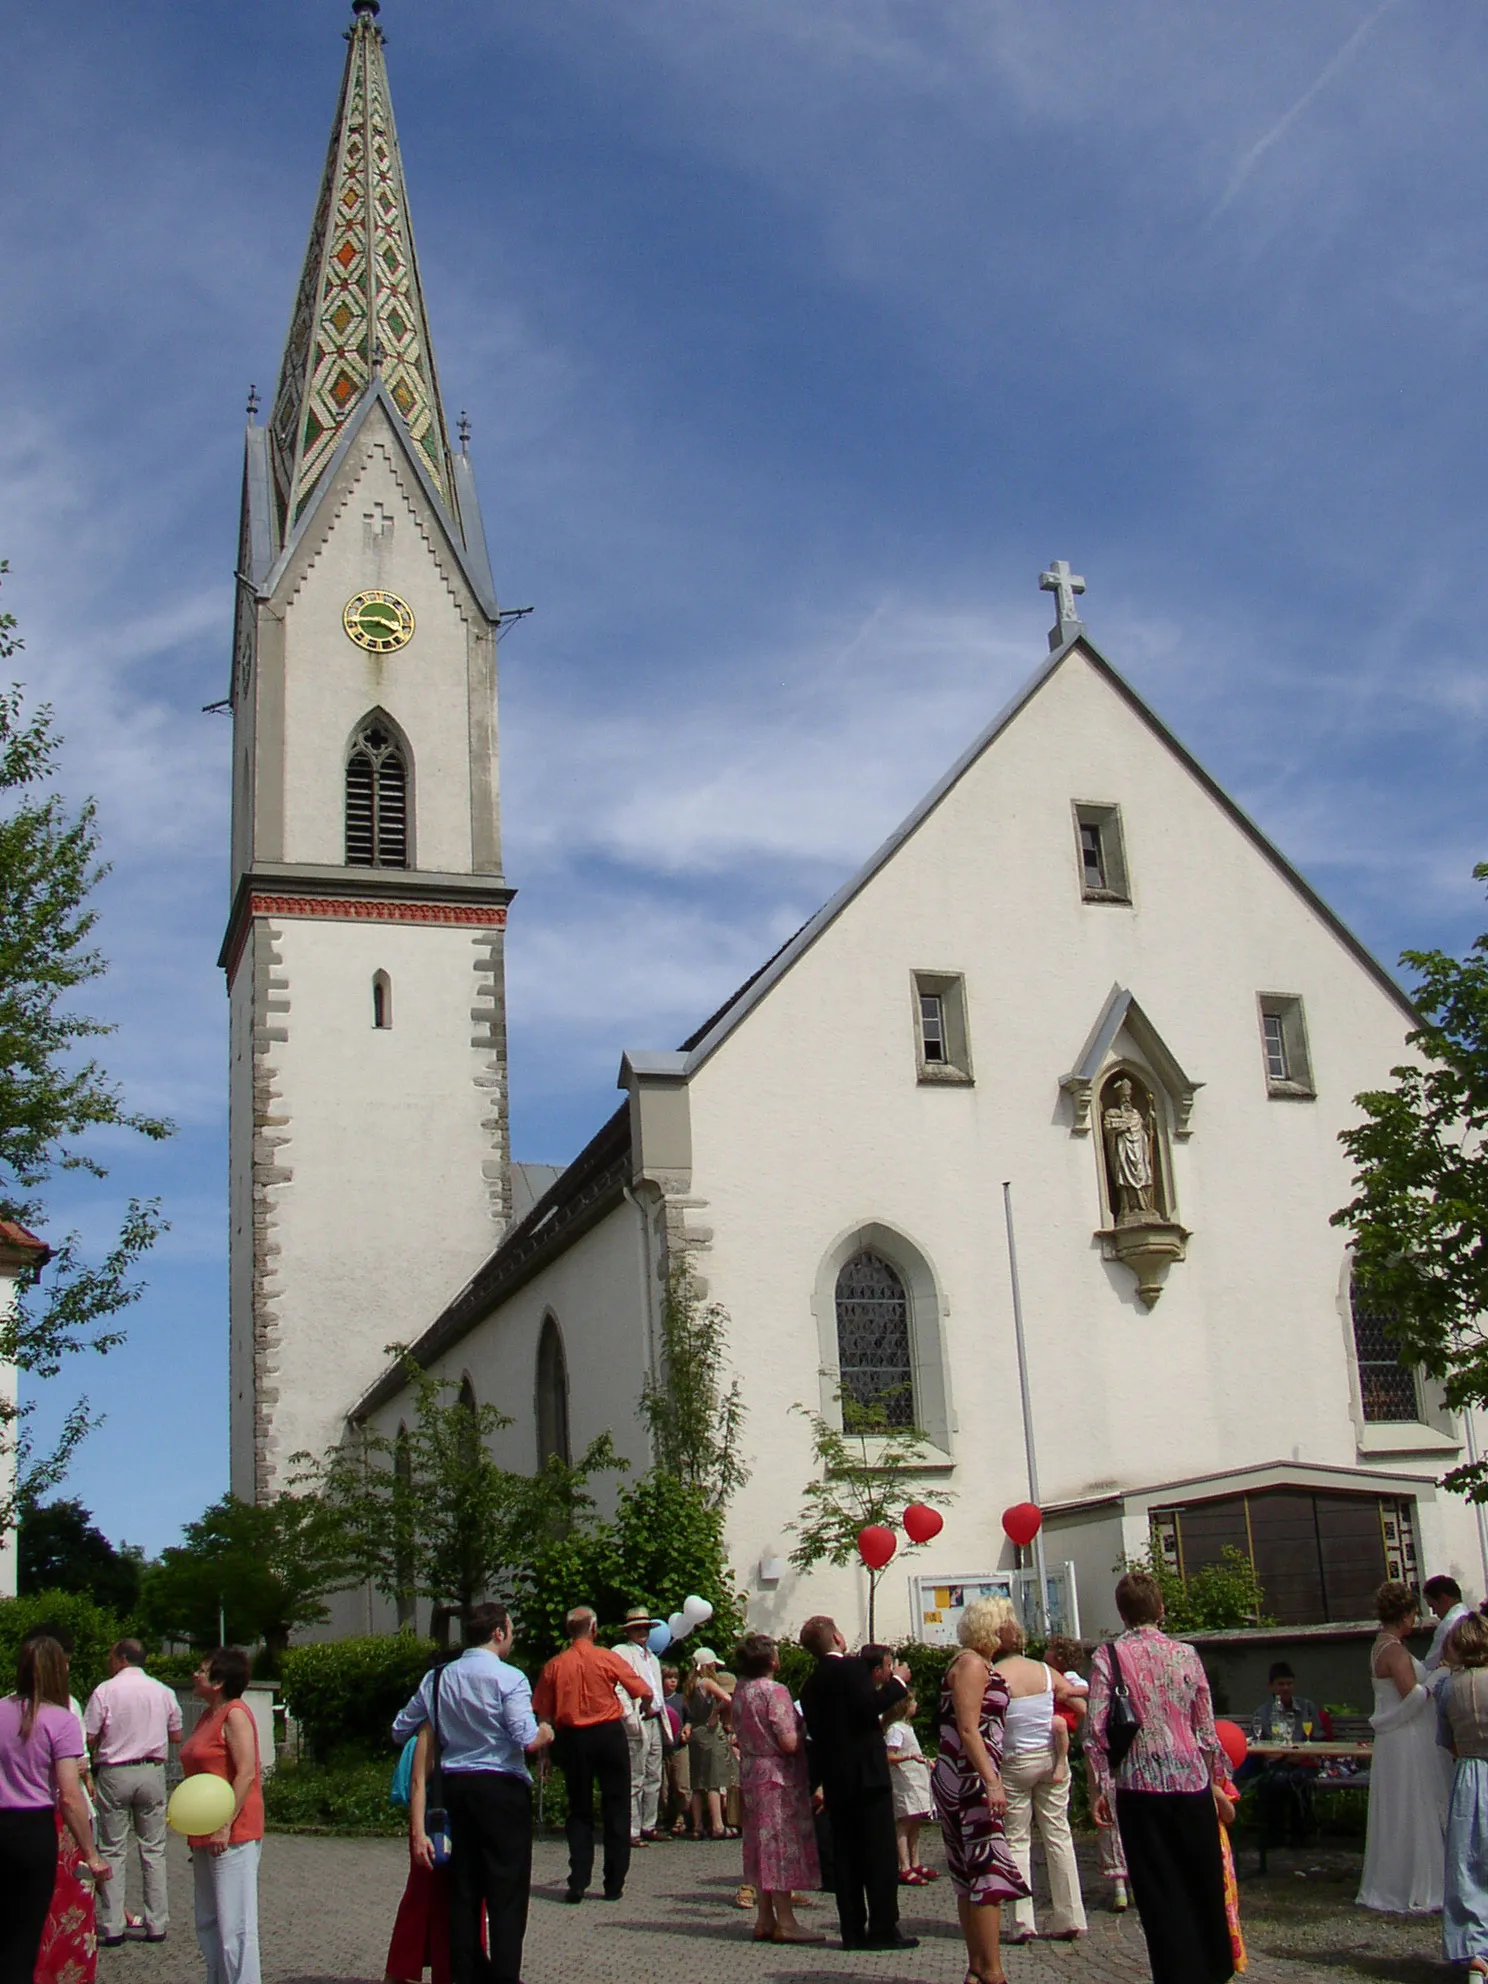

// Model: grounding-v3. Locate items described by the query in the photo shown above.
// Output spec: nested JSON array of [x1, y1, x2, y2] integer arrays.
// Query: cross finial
[[246, 383, 259, 423], [1039, 559, 1086, 651], [371, 338, 385, 375], [457, 410, 471, 453]]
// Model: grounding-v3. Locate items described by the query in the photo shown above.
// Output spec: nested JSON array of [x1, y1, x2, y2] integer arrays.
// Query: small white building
[[228, 5, 1486, 1650], [0, 1219, 51, 1599]]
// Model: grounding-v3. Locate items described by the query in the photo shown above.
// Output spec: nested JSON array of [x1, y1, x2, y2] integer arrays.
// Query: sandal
[[912, 1864, 939, 1881], [898, 1868, 929, 1885]]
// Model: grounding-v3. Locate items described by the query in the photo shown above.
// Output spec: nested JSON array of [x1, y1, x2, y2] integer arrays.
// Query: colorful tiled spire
[[268, 0, 457, 541]]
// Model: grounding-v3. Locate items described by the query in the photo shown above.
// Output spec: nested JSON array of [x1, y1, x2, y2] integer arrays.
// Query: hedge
[[0, 1591, 128, 1700], [264, 1759, 406, 1836], [279, 1634, 438, 1763]]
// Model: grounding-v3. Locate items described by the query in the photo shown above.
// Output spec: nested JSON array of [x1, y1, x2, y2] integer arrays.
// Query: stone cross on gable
[[1039, 559, 1086, 651]]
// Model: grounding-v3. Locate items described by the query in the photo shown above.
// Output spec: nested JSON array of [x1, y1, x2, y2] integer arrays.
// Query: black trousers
[[824, 1783, 899, 1944], [1116, 1787, 1233, 1984], [443, 1772, 532, 1984], [553, 1721, 631, 1897], [0, 1808, 58, 1984]]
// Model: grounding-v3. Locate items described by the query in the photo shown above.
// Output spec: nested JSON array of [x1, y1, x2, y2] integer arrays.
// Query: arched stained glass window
[[835, 1250, 914, 1427], [346, 720, 408, 867], [1350, 1276, 1420, 1423], [536, 1317, 571, 1467]]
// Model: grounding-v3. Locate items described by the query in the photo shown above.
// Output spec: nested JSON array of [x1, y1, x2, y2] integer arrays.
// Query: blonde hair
[[958, 1597, 1017, 1658], [883, 1691, 915, 1726], [1450, 1614, 1488, 1670]]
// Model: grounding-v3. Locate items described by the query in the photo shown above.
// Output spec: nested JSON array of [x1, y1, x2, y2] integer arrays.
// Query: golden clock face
[[343, 590, 415, 654]]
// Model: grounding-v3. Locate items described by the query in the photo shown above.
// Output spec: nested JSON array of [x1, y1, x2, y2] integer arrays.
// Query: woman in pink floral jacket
[[1085, 1570, 1233, 1984]]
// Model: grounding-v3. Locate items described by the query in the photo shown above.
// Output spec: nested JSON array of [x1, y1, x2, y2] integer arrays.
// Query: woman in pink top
[[1085, 1570, 1232, 1984], [0, 1635, 109, 1984]]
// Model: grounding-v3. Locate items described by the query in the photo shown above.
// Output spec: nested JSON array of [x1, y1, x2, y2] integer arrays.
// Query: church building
[[225, 2, 1488, 1646]]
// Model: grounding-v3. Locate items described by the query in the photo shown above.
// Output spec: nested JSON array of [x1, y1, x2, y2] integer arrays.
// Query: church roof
[[266, 0, 458, 548], [663, 630, 1418, 1076]]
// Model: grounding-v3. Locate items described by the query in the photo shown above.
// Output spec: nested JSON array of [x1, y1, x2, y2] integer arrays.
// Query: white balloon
[[682, 1595, 713, 1627], [668, 1611, 691, 1640]]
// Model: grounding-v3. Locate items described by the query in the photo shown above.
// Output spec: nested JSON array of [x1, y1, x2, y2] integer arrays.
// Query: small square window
[[1072, 802, 1130, 903], [912, 972, 973, 1084], [1258, 994, 1315, 1098]]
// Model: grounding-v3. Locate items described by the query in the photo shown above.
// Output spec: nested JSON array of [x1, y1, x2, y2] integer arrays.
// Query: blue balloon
[[648, 1623, 672, 1655]]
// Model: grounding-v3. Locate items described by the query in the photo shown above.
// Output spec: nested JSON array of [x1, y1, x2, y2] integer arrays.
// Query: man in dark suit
[[799, 1615, 918, 1951]]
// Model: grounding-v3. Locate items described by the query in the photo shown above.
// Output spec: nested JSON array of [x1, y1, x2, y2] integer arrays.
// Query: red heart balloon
[[903, 1503, 944, 1544], [857, 1524, 898, 1571], [1215, 1719, 1248, 1771], [1002, 1501, 1043, 1547]]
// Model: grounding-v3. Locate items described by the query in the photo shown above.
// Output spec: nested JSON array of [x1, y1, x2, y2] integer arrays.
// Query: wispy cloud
[[1201, 0, 1404, 228]]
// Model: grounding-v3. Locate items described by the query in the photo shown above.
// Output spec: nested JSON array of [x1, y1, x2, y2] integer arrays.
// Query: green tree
[[788, 1394, 953, 1640], [1333, 866, 1488, 1497], [639, 1271, 748, 1511], [1119, 1541, 1270, 1635], [314, 1360, 622, 1643], [0, 571, 171, 1531], [18, 1497, 142, 1613], [138, 1492, 354, 1667]]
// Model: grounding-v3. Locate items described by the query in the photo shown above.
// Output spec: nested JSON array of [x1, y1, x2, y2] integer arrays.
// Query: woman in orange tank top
[[179, 1648, 264, 1984]]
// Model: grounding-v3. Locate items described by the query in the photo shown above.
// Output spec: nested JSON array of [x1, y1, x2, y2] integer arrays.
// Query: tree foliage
[[138, 1493, 354, 1666], [311, 1359, 622, 1639], [638, 1270, 748, 1512], [1333, 868, 1488, 1496], [18, 1497, 142, 1614], [787, 1393, 953, 1639], [0, 569, 171, 1525], [1120, 1541, 1270, 1635]]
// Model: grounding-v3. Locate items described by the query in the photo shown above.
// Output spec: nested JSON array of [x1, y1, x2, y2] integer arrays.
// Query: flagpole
[[1003, 1182, 1049, 1635]]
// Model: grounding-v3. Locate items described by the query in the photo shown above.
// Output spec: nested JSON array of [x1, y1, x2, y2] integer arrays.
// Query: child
[[1048, 1637, 1129, 1912], [1043, 1635, 1087, 1788], [883, 1693, 937, 1884]]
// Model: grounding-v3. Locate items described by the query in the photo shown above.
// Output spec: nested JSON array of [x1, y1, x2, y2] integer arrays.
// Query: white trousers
[[1000, 1750, 1088, 1938], [95, 1762, 170, 1936], [626, 1717, 664, 1837], [192, 1840, 262, 1984]]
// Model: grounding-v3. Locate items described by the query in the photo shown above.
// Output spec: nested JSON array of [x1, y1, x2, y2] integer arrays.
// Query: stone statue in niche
[[1095, 1068, 1187, 1308], [1102, 1073, 1159, 1221]]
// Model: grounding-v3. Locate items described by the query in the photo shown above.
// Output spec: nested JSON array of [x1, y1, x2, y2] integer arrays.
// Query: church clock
[[343, 589, 415, 653]]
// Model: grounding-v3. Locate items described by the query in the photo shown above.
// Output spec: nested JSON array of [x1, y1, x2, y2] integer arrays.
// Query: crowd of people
[[14, 1569, 1488, 1984]]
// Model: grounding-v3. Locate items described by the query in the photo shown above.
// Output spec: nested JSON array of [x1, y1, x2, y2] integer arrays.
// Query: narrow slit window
[[1072, 803, 1130, 902], [1257, 994, 1315, 1097], [372, 971, 392, 1030], [1262, 1010, 1288, 1082], [912, 972, 973, 1083]]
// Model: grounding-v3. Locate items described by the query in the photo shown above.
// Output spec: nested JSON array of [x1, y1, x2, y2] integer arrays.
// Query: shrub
[[279, 1634, 437, 1763], [264, 1759, 405, 1836], [0, 1590, 127, 1699]]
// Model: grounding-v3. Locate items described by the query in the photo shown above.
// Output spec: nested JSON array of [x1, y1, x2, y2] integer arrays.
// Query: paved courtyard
[[102, 1829, 1453, 1984]]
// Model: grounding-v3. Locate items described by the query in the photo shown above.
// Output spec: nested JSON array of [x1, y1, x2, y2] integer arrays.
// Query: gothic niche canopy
[[1061, 987, 1197, 1308]]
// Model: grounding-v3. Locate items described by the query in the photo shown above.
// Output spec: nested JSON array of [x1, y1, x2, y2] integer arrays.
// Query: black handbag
[[424, 1664, 453, 1867], [1103, 1640, 1142, 1772]]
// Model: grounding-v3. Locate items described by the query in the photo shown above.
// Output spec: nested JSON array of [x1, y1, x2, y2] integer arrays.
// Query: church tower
[[222, 0, 512, 1500]]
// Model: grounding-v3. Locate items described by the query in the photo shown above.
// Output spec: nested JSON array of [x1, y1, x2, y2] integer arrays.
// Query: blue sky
[[2, 0, 1486, 1556]]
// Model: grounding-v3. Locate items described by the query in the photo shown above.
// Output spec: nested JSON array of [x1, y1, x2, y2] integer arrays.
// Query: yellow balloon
[[167, 1774, 237, 1838]]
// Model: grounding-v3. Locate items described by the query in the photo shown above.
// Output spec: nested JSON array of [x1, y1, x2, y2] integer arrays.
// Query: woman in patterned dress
[[33, 1634, 102, 1984], [729, 1635, 823, 1945], [1085, 1569, 1233, 1984], [929, 1599, 1029, 1984]]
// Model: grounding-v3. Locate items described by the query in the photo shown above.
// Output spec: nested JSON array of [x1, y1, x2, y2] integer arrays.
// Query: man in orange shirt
[[532, 1605, 651, 1903]]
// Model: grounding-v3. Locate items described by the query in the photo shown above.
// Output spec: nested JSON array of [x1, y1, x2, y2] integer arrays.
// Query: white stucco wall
[[673, 647, 1460, 1643], [251, 913, 505, 1482]]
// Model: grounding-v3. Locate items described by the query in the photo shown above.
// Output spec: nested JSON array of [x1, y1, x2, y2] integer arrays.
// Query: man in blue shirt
[[394, 1603, 554, 1984]]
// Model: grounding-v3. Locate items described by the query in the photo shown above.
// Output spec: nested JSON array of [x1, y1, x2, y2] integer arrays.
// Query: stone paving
[[101, 1829, 1452, 1984]]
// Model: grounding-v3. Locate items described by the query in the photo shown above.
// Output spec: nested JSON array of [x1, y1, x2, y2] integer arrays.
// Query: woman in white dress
[[1358, 1579, 1453, 1914]]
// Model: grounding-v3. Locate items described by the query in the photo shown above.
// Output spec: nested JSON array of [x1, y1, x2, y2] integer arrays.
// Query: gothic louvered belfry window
[[345, 721, 408, 867], [1350, 1276, 1421, 1423], [835, 1250, 914, 1427]]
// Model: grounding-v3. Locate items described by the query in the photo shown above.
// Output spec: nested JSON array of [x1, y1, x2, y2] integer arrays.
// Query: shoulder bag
[[424, 1665, 454, 1867], [1103, 1640, 1142, 1772]]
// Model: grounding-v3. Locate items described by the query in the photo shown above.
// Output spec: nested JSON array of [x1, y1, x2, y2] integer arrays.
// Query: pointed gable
[[267, 0, 457, 547]]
